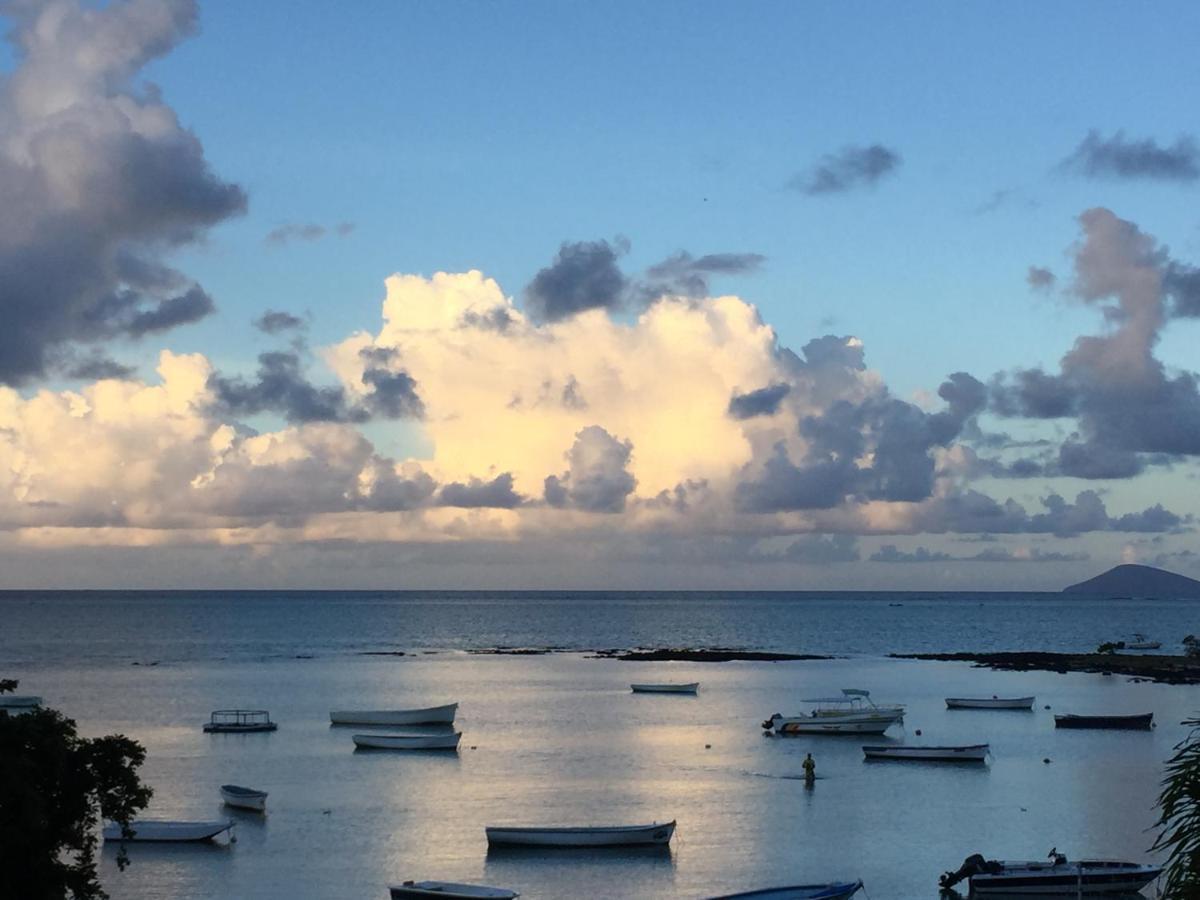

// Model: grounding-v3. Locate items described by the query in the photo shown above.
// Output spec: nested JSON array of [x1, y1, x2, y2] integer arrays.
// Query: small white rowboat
[[631, 683, 699, 694], [485, 820, 676, 848], [389, 882, 519, 899], [708, 881, 863, 899], [863, 744, 989, 762], [946, 696, 1035, 710], [353, 732, 462, 751], [331, 703, 458, 726], [102, 819, 234, 842], [220, 784, 268, 812], [0, 695, 42, 708]]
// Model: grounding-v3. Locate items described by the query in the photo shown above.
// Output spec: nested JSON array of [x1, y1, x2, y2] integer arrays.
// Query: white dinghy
[[485, 820, 676, 848], [389, 881, 519, 899], [220, 784, 268, 812], [102, 819, 234, 842], [331, 703, 458, 726], [945, 696, 1035, 710], [631, 683, 699, 694], [863, 744, 988, 763], [353, 732, 462, 751]]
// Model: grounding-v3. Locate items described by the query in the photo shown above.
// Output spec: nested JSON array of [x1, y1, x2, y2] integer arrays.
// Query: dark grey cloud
[[1060, 131, 1200, 182], [264, 221, 355, 246], [254, 310, 306, 334], [1165, 263, 1200, 317], [544, 426, 637, 513], [642, 251, 766, 299], [459, 307, 517, 332], [870, 545, 952, 563], [524, 240, 628, 322], [0, 0, 246, 385], [1027, 266, 1056, 291], [789, 144, 901, 195], [728, 383, 791, 420], [777, 534, 860, 564], [438, 473, 523, 509], [209, 348, 423, 424], [62, 354, 137, 382]]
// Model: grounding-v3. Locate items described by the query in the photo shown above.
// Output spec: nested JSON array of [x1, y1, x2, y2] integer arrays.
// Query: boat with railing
[[203, 709, 277, 733]]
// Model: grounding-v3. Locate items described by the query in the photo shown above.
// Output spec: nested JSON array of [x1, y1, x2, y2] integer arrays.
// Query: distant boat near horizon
[[630, 682, 699, 694], [708, 882, 863, 900], [1054, 712, 1153, 730], [352, 731, 462, 751], [331, 703, 458, 726], [0, 695, 42, 709], [220, 784, 268, 812], [946, 696, 1035, 710], [389, 881, 519, 899], [1126, 633, 1162, 650], [485, 821, 676, 848], [102, 819, 234, 843], [863, 744, 989, 763]]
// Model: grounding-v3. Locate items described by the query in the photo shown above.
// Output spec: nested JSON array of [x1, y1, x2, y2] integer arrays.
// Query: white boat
[[352, 732, 462, 750], [330, 703, 458, 726], [389, 882, 519, 899], [485, 820, 676, 848], [863, 744, 988, 762], [220, 784, 268, 812], [630, 682, 699, 694], [764, 690, 904, 735], [1126, 633, 1161, 650], [946, 696, 1035, 710], [940, 850, 1161, 895], [102, 819, 234, 842], [0, 695, 42, 708], [709, 882, 863, 900], [203, 709, 277, 733]]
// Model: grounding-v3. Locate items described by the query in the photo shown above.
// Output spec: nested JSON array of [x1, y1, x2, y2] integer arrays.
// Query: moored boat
[[220, 784, 268, 812], [1054, 713, 1153, 730], [0, 694, 42, 708], [353, 731, 462, 750], [764, 691, 904, 735], [939, 850, 1161, 895], [203, 709, 277, 733], [1126, 633, 1161, 650], [485, 820, 675, 848], [708, 880, 864, 899], [331, 703, 458, 726], [946, 696, 1035, 710], [863, 744, 988, 762], [102, 819, 234, 842], [631, 682, 699, 694], [389, 881, 519, 899]]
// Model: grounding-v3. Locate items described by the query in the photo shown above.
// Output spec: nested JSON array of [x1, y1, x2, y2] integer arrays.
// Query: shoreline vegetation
[[891, 651, 1200, 685]]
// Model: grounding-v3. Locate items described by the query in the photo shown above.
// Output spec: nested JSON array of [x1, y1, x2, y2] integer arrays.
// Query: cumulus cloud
[[641, 251, 765, 300], [728, 383, 791, 420], [544, 426, 637, 513], [438, 473, 522, 509], [1026, 266, 1056, 291], [0, 0, 245, 385], [524, 239, 628, 322], [254, 310, 306, 334], [1059, 131, 1200, 182], [872, 544, 1089, 564], [789, 144, 901, 195], [264, 222, 355, 246]]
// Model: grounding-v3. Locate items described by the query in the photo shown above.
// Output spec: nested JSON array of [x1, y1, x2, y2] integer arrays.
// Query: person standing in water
[[802, 752, 816, 784]]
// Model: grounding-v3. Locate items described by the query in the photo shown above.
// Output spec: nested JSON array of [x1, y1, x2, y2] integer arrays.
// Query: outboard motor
[[939, 854, 1002, 889], [762, 713, 781, 731]]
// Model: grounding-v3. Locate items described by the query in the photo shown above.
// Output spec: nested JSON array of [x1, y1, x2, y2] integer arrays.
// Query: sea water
[[4, 591, 1197, 898]]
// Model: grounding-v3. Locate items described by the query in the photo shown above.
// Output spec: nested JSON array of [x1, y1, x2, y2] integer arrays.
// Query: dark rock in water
[[1062, 563, 1200, 598]]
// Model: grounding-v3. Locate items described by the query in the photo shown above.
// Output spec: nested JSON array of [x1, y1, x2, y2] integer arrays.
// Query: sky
[[1, 0, 1199, 589]]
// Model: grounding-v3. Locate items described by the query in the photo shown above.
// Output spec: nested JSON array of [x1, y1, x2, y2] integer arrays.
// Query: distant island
[[1063, 563, 1200, 598]]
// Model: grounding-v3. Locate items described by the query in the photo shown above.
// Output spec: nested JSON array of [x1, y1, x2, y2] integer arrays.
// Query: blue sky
[[0, 0, 1198, 588]]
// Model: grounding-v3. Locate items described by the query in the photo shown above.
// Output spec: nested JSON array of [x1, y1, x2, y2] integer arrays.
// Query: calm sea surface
[[4, 591, 1198, 899]]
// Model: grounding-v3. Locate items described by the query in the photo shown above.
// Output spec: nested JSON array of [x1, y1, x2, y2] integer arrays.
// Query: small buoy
[[322, 809, 331, 815], [1043, 758, 1051, 764], [471, 745, 477, 749], [705, 743, 712, 749], [1044, 705, 1051, 710], [914, 729, 922, 736]]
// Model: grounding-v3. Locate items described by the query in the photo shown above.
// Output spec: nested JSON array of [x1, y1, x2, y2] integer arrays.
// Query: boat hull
[[777, 719, 895, 735], [389, 882, 518, 899], [353, 732, 462, 750], [331, 703, 458, 725], [946, 697, 1034, 710], [203, 722, 277, 733], [708, 880, 864, 899], [630, 683, 699, 693], [0, 695, 42, 708], [1054, 713, 1153, 730], [863, 744, 989, 762], [102, 820, 234, 842], [969, 860, 1161, 895], [485, 821, 675, 848], [220, 785, 268, 812]]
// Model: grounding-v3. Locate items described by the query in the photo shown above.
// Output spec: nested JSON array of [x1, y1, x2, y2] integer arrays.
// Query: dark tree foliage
[[0, 680, 152, 899], [1153, 715, 1200, 898]]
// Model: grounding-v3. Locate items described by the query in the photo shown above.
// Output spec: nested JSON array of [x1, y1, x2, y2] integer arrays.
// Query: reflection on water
[[13, 650, 1185, 898]]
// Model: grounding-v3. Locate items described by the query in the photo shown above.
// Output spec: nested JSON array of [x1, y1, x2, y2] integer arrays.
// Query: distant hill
[[1063, 564, 1200, 597]]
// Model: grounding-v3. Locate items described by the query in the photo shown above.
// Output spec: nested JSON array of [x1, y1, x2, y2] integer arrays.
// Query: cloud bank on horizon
[[0, 0, 1197, 586]]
